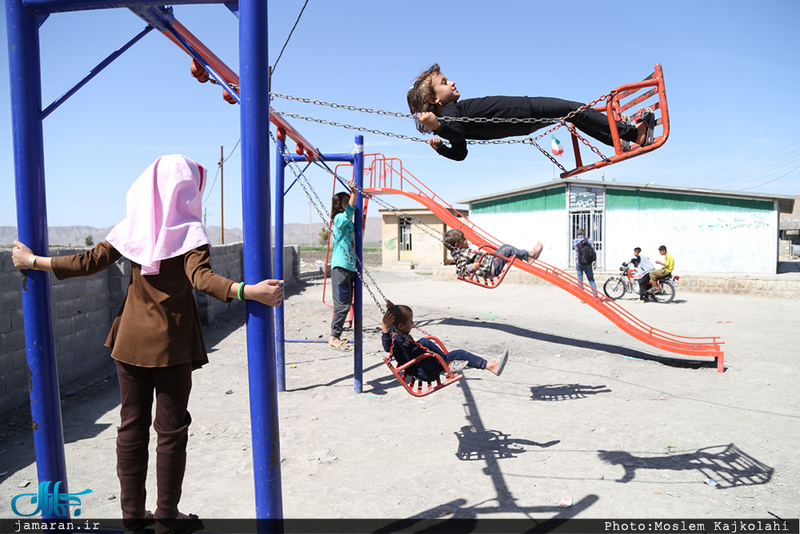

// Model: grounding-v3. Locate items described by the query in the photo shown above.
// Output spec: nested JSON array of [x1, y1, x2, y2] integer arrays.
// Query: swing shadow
[[598, 443, 774, 487], [530, 383, 612, 401], [373, 377, 600, 526], [454, 426, 560, 461], [432, 317, 716, 370]]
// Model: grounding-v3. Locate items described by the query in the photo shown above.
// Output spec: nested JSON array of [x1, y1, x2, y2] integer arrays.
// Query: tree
[[85, 235, 94, 247], [317, 228, 329, 246]]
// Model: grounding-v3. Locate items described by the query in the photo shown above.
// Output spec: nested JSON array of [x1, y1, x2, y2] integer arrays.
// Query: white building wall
[[606, 207, 777, 274], [468, 210, 570, 268], [467, 185, 780, 275]]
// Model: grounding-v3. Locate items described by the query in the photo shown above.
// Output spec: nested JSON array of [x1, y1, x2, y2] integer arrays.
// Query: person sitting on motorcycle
[[630, 247, 643, 268], [649, 245, 675, 289], [632, 247, 656, 302]]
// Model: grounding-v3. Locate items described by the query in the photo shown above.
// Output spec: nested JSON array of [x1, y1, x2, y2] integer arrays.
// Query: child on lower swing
[[381, 301, 509, 380], [444, 229, 543, 281], [407, 63, 655, 162]]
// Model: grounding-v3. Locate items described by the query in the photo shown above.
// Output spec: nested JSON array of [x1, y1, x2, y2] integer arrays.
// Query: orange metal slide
[[361, 154, 725, 372]]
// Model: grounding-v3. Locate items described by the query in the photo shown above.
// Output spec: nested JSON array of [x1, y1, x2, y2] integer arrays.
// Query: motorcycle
[[603, 261, 679, 303]]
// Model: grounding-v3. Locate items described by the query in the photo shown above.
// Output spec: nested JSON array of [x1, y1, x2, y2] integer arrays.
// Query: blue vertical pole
[[274, 137, 286, 393], [353, 136, 364, 393], [6, 0, 70, 517], [239, 0, 283, 523]]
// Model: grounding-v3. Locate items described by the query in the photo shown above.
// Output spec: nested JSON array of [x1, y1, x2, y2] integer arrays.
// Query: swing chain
[[271, 91, 615, 125], [528, 139, 567, 174], [272, 110, 431, 144], [307, 161, 462, 346], [271, 89, 618, 148], [309, 159, 468, 263], [269, 131, 391, 315], [271, 92, 598, 126]]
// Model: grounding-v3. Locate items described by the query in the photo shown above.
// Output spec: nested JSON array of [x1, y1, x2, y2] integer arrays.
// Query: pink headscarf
[[106, 154, 211, 275]]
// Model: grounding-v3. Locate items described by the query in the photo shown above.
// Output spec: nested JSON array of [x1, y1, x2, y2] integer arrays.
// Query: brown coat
[[51, 241, 233, 369]]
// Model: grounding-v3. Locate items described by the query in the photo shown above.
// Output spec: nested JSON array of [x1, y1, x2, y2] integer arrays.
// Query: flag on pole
[[551, 135, 563, 156]]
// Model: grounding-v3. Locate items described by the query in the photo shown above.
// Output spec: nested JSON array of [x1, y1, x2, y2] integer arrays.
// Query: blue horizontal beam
[[22, 0, 227, 15]]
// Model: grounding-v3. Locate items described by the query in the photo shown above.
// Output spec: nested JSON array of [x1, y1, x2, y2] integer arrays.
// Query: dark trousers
[[529, 97, 640, 146], [638, 271, 653, 300], [417, 338, 487, 370], [331, 267, 355, 338], [115, 360, 193, 524]]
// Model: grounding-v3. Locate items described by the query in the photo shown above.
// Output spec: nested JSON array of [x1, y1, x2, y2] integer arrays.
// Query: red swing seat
[[557, 63, 670, 178], [384, 336, 463, 397], [456, 245, 517, 289]]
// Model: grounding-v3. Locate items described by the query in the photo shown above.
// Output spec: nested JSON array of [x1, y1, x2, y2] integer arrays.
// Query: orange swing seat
[[384, 336, 463, 397], [456, 246, 517, 289]]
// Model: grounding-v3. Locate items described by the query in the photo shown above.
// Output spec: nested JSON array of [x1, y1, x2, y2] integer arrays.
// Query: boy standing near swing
[[443, 229, 543, 280]]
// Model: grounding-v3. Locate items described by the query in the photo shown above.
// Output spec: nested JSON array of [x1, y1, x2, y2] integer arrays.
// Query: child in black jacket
[[381, 302, 509, 381]]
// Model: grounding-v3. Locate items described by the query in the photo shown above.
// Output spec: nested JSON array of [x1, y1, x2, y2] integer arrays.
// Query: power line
[[203, 140, 240, 203], [738, 164, 800, 192], [271, 0, 310, 75]]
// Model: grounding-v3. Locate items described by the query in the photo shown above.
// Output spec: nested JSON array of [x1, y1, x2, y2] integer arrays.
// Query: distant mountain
[[0, 225, 116, 247], [0, 217, 382, 247]]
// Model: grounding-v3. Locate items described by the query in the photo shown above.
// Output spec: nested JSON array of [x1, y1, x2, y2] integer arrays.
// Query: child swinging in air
[[382, 301, 509, 380], [407, 63, 655, 161], [444, 229, 543, 281]]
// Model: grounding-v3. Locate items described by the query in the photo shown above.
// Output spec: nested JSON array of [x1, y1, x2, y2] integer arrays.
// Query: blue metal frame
[[238, 0, 282, 520], [273, 137, 365, 394], [6, 0, 290, 523], [6, 0, 69, 516]]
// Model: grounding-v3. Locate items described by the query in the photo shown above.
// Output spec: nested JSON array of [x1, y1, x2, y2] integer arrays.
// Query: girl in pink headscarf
[[13, 154, 283, 534]]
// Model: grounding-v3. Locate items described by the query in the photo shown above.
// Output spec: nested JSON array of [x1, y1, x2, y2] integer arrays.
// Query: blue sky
[[2, 0, 799, 231]]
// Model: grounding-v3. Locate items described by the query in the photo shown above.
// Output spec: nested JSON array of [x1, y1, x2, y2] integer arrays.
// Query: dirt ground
[[1, 267, 799, 527]]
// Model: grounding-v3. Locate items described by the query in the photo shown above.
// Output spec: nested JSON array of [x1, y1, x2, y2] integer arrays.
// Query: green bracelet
[[237, 282, 246, 301]]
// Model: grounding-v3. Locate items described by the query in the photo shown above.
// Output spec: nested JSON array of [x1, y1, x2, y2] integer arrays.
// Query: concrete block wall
[[0, 243, 299, 415]]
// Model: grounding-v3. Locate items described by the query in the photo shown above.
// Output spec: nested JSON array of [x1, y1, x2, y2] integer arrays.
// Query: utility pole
[[220, 145, 225, 245]]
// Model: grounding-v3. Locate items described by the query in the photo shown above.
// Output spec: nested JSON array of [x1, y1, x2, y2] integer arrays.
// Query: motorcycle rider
[[649, 245, 675, 287], [632, 247, 657, 302]]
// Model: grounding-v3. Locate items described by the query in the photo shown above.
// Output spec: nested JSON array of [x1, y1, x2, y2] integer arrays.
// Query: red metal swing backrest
[[559, 63, 670, 178], [456, 245, 517, 289], [384, 335, 463, 397]]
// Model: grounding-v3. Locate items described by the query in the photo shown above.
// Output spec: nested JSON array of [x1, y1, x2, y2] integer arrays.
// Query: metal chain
[[272, 110, 431, 144], [272, 92, 571, 125], [271, 90, 615, 153], [313, 161, 457, 253], [269, 131, 390, 315], [272, 110, 539, 146]]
